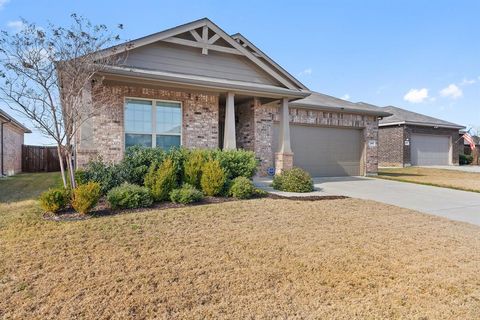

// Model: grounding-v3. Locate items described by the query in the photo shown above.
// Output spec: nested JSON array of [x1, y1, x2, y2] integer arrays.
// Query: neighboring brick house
[[73, 18, 389, 177], [0, 109, 31, 176], [377, 106, 464, 167]]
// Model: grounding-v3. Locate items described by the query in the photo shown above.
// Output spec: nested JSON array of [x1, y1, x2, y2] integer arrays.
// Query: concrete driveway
[[255, 177, 480, 226]]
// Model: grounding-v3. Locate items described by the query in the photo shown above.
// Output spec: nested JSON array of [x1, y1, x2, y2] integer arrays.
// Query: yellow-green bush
[[200, 160, 226, 196], [183, 149, 208, 188], [145, 158, 178, 201], [38, 188, 70, 213], [71, 182, 101, 214]]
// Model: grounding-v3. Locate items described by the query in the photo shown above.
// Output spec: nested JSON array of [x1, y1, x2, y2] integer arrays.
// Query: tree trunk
[[57, 145, 67, 188], [66, 148, 76, 189]]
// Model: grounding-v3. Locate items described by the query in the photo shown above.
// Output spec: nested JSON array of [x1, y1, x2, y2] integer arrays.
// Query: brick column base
[[275, 152, 294, 175]]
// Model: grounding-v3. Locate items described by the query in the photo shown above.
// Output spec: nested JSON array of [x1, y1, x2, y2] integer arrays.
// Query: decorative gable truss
[[163, 25, 237, 56]]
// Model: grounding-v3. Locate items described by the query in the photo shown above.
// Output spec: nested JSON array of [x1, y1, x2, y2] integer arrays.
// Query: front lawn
[[0, 172, 62, 203], [1, 181, 479, 318], [378, 166, 480, 193]]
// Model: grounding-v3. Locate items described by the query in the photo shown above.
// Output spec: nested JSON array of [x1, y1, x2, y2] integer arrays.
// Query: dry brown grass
[[379, 167, 480, 192], [1, 196, 479, 319]]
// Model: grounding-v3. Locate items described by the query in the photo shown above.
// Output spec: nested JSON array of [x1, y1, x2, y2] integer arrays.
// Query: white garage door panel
[[273, 124, 362, 177], [411, 134, 450, 165]]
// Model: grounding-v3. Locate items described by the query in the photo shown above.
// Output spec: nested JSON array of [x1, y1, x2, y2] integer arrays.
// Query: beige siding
[[123, 42, 282, 86]]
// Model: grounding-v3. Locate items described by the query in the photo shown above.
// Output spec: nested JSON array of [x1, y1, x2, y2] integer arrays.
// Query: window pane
[[125, 99, 152, 133], [125, 134, 152, 148], [156, 101, 181, 134], [156, 135, 180, 150]]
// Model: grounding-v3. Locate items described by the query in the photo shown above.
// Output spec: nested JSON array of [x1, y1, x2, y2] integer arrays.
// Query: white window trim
[[123, 96, 183, 150]]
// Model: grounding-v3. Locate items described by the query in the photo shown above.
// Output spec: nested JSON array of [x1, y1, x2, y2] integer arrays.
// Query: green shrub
[[39, 188, 70, 213], [253, 187, 268, 197], [272, 167, 314, 193], [80, 159, 125, 195], [145, 158, 178, 201], [74, 169, 88, 185], [229, 177, 256, 199], [212, 149, 257, 179], [167, 147, 189, 185], [71, 182, 101, 214], [170, 183, 204, 204], [459, 154, 473, 165], [183, 149, 208, 188], [107, 183, 153, 209], [121, 146, 166, 185], [200, 160, 226, 196]]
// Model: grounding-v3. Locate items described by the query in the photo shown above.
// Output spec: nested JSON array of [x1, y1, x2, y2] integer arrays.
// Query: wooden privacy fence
[[22, 145, 63, 172]]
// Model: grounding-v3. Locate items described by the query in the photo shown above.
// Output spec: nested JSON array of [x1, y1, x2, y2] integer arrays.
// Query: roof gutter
[[100, 66, 310, 99], [289, 102, 392, 117], [379, 121, 465, 130]]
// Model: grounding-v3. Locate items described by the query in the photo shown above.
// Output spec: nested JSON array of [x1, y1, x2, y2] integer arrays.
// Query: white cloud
[[298, 68, 312, 76], [403, 88, 429, 103], [460, 78, 476, 86], [7, 20, 25, 32], [0, 0, 9, 9], [341, 94, 350, 100], [440, 84, 463, 99]]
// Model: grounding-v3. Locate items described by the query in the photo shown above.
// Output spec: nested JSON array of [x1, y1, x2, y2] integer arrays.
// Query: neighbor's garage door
[[410, 134, 450, 165], [274, 124, 362, 176]]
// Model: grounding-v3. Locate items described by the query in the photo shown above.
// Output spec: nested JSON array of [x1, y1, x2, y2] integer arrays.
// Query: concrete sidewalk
[[255, 176, 480, 226]]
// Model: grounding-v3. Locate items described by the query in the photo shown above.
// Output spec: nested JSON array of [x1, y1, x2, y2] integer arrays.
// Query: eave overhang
[[289, 102, 392, 117], [100, 66, 310, 99], [379, 121, 465, 130]]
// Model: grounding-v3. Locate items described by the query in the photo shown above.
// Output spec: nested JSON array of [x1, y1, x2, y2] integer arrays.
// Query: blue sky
[[0, 0, 479, 145]]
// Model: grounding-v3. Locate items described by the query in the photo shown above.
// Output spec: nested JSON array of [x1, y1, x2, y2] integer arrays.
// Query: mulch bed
[[43, 193, 349, 222]]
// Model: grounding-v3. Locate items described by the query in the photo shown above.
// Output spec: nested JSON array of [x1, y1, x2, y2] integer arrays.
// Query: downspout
[[1, 120, 10, 176]]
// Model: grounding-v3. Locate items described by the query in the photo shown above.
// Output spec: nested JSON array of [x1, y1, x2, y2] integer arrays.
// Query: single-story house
[[0, 108, 31, 176], [377, 106, 464, 167], [74, 18, 389, 177]]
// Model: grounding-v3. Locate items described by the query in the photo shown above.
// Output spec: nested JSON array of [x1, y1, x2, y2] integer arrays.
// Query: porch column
[[223, 92, 236, 150], [275, 98, 294, 174]]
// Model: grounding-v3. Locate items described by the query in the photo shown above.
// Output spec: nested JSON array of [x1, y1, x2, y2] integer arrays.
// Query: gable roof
[[98, 18, 306, 92], [290, 92, 391, 116], [0, 108, 31, 133], [379, 106, 464, 129], [231, 33, 308, 90]]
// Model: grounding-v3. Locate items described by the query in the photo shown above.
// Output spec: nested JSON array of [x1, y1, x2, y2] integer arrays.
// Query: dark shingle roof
[[290, 92, 391, 116], [379, 106, 464, 129], [0, 108, 32, 133]]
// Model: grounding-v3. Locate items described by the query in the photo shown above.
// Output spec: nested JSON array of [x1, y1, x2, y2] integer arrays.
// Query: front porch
[[217, 92, 293, 175]]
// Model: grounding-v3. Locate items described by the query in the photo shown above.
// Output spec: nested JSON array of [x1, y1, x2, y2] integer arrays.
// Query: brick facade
[[76, 82, 219, 167], [378, 126, 405, 167], [78, 82, 380, 176], [1, 123, 24, 176], [378, 125, 460, 167], [234, 98, 275, 175]]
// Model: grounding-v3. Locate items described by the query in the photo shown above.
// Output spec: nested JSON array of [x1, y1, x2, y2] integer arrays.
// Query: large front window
[[125, 98, 181, 149]]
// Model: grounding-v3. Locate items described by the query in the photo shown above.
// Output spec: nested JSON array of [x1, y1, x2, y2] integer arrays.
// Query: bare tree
[[0, 14, 128, 188]]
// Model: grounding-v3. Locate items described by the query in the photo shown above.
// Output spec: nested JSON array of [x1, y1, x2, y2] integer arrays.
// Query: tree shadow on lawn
[[379, 172, 425, 177]]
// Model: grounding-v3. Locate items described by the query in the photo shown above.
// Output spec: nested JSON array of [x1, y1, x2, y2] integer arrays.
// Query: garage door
[[273, 124, 362, 176], [411, 134, 450, 165]]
